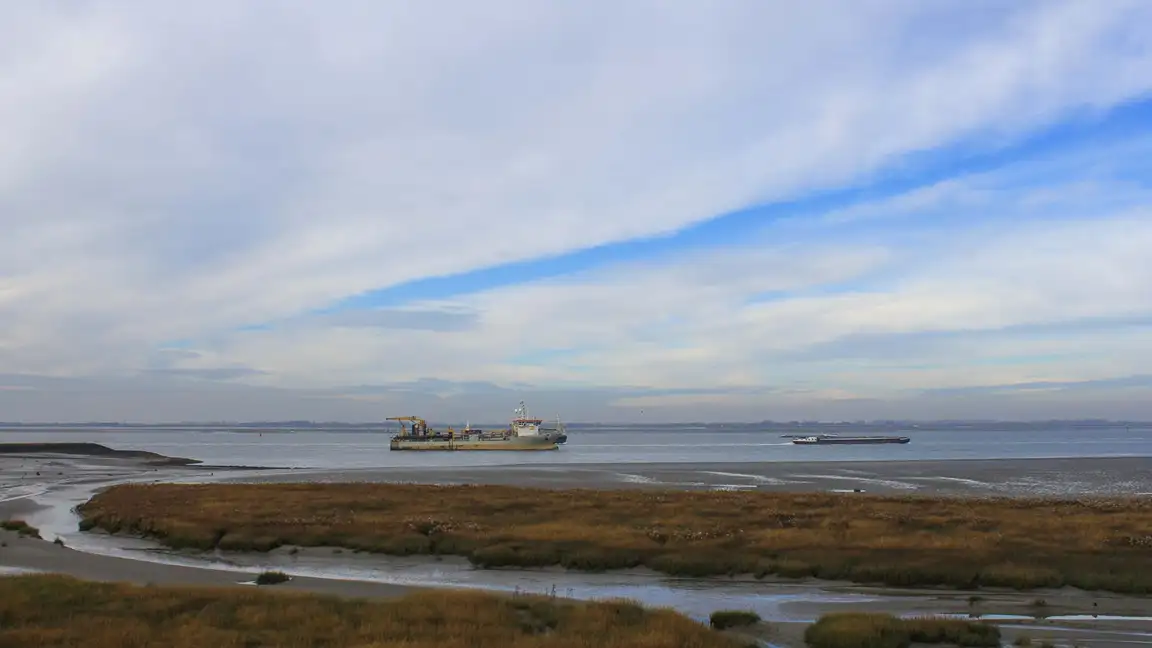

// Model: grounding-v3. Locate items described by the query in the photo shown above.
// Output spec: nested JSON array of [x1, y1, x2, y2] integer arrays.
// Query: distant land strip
[[0, 442, 199, 466]]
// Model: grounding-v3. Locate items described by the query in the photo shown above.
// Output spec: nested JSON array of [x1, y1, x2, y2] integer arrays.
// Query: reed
[[0, 574, 747, 648], [804, 613, 1000, 648], [77, 483, 1152, 592]]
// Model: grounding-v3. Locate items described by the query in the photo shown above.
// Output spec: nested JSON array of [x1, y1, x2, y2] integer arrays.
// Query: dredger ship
[[388, 401, 568, 451]]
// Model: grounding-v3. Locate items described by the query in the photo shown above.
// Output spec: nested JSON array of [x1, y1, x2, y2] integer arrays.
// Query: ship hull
[[793, 436, 910, 445], [390, 435, 559, 451]]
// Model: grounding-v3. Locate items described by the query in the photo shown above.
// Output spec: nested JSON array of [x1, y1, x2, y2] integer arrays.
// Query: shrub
[[254, 570, 291, 585], [804, 613, 1000, 648], [1, 519, 41, 539], [709, 610, 762, 630]]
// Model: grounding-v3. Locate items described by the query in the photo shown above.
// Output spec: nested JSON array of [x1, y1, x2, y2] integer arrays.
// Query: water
[[6, 423, 1152, 629], [2, 425, 1150, 469], [0, 566, 43, 575], [50, 526, 882, 623]]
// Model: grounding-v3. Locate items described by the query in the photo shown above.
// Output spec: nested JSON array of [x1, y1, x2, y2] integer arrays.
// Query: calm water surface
[[2, 425, 1150, 469], [8, 425, 1152, 629]]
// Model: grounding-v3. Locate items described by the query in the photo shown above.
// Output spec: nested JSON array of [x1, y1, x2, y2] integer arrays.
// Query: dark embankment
[[78, 483, 1152, 593], [0, 442, 199, 465], [0, 574, 746, 648], [804, 613, 1001, 648]]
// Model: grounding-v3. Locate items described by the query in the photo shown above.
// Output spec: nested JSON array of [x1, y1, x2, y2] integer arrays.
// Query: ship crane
[[387, 416, 431, 437]]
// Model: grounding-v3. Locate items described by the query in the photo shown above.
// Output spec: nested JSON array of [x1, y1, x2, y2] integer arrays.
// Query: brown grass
[[804, 613, 1000, 648], [77, 483, 1152, 592], [1, 519, 41, 538], [0, 574, 746, 648]]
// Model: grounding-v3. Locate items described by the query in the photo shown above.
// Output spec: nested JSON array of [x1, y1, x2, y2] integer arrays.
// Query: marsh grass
[[804, 613, 1000, 648], [77, 483, 1152, 592], [709, 610, 761, 629], [0, 519, 41, 539], [0, 574, 744, 648]]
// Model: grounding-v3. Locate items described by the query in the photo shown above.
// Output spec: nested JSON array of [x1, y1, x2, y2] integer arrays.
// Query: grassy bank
[[804, 613, 1000, 648], [0, 574, 746, 648], [1, 519, 42, 539], [78, 483, 1152, 593]]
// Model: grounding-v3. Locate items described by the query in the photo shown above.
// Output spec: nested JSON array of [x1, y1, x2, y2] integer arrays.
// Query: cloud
[[192, 208, 1152, 401], [311, 308, 479, 332], [923, 375, 1152, 397], [3, 2, 1152, 420], [144, 367, 267, 381]]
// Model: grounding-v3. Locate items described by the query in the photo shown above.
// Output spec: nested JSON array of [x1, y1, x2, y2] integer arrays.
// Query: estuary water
[[4, 424, 1152, 633], [1, 424, 1151, 469]]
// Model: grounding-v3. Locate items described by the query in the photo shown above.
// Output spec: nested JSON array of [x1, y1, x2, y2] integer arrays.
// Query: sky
[[2, 0, 1152, 423]]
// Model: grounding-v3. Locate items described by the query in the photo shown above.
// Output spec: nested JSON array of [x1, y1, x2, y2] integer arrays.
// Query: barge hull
[[390, 438, 559, 451], [793, 436, 910, 445]]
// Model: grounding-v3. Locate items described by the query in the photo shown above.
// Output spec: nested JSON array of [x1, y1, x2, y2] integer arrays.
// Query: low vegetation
[[709, 610, 762, 630], [804, 613, 1000, 648], [1, 519, 42, 539], [0, 574, 746, 648], [254, 570, 291, 585], [78, 483, 1152, 592]]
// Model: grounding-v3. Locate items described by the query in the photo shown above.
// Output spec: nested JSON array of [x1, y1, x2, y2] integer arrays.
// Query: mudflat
[[234, 456, 1152, 496], [4, 442, 1151, 497], [0, 442, 200, 465], [0, 526, 414, 599]]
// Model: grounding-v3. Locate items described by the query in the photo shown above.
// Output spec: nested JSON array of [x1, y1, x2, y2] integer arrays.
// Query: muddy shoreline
[[234, 455, 1152, 496], [0, 442, 205, 466]]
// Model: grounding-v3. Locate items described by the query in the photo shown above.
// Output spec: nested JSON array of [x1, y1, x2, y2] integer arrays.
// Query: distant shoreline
[[0, 442, 201, 466], [2, 420, 1149, 431]]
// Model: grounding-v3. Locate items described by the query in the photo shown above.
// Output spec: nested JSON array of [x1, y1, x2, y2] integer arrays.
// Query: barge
[[388, 401, 566, 451], [792, 435, 910, 445]]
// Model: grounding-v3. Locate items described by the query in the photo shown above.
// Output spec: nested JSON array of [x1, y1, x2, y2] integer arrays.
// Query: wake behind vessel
[[388, 401, 567, 451]]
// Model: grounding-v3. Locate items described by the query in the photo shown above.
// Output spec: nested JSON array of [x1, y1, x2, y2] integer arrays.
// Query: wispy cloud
[[923, 375, 1152, 397], [2, 1, 1152, 420]]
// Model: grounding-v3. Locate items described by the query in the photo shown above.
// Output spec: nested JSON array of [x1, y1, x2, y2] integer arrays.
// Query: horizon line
[[1, 419, 1147, 427]]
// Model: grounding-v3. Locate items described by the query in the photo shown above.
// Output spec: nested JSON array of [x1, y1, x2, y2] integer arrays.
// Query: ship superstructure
[[511, 401, 568, 444]]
